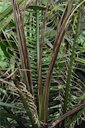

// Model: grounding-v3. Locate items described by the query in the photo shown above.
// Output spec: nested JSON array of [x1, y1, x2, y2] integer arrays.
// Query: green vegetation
[[0, 0, 85, 128]]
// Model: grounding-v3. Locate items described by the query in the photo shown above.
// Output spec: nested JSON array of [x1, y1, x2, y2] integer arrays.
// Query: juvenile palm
[[0, 0, 85, 128]]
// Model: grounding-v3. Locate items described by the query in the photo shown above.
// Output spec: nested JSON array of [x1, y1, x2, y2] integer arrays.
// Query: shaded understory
[[75, 120, 85, 128]]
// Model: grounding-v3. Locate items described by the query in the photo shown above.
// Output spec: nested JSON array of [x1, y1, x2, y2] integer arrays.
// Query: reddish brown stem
[[41, 2, 72, 123], [48, 103, 85, 128], [12, 0, 33, 95]]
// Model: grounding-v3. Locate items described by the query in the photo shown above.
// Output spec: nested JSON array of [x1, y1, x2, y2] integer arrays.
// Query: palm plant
[[0, 0, 85, 128]]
